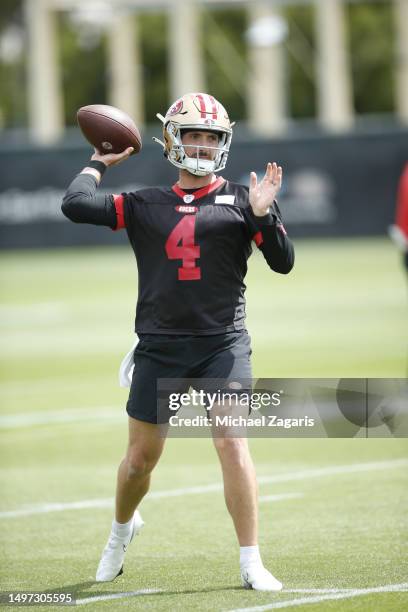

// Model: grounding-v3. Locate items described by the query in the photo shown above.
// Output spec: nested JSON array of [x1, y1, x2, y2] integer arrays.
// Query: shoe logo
[[123, 543, 128, 552]]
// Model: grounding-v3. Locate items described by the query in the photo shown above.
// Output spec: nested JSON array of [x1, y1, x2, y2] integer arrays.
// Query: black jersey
[[62, 174, 294, 335]]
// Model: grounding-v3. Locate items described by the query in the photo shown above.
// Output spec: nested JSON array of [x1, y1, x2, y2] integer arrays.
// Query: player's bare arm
[[249, 162, 283, 217]]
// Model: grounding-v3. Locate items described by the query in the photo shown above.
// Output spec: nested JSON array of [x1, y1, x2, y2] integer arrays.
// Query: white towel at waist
[[119, 335, 139, 387]]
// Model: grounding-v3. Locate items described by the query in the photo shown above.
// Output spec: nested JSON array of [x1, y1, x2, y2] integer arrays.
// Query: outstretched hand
[[91, 146, 134, 167], [249, 162, 283, 217]]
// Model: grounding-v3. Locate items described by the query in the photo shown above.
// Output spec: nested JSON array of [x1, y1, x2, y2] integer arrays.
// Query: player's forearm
[[258, 224, 295, 274], [248, 206, 295, 274], [61, 172, 117, 228]]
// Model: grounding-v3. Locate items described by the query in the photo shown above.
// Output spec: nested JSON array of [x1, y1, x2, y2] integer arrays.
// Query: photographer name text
[[169, 415, 315, 429]]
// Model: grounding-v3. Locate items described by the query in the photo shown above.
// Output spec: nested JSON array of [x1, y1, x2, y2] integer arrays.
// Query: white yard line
[[0, 499, 114, 518], [256, 458, 408, 486], [285, 589, 350, 594], [0, 302, 68, 325], [0, 493, 301, 519], [47, 583, 408, 607], [0, 408, 121, 428], [0, 459, 406, 519], [228, 583, 408, 611], [259, 493, 303, 503], [76, 588, 162, 605]]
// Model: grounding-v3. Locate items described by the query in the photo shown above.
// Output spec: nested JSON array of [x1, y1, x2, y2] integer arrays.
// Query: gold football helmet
[[154, 92, 233, 176]]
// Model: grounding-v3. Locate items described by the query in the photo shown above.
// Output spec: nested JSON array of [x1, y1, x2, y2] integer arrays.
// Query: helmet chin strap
[[184, 156, 215, 177]]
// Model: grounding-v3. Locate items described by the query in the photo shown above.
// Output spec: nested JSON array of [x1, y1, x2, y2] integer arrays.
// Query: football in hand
[[77, 104, 142, 155]]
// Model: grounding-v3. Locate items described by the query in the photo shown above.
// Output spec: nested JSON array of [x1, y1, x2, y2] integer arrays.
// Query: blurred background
[[0, 0, 407, 248]]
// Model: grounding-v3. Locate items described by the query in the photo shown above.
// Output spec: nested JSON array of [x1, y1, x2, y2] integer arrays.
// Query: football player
[[62, 92, 294, 591]]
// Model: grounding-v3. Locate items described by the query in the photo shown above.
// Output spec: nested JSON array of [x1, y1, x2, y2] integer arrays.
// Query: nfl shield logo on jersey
[[183, 194, 195, 203]]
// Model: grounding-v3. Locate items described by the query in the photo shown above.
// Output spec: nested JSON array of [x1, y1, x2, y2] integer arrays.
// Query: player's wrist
[[249, 206, 276, 226], [252, 207, 270, 218], [87, 159, 107, 175], [81, 159, 107, 182]]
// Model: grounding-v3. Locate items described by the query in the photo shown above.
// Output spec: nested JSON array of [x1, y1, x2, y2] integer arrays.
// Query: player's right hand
[[91, 146, 134, 167]]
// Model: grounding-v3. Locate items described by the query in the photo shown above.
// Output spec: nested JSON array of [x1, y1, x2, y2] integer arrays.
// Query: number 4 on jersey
[[165, 215, 201, 281]]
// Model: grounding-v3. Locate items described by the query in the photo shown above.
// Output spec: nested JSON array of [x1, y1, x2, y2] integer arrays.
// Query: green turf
[[1, 238, 407, 611]]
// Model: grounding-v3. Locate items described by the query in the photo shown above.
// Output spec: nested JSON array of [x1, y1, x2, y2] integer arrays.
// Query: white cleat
[[95, 511, 144, 582], [241, 564, 283, 591]]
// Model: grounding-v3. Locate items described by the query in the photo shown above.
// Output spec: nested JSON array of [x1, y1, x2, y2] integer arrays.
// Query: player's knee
[[214, 437, 248, 465], [125, 450, 157, 480]]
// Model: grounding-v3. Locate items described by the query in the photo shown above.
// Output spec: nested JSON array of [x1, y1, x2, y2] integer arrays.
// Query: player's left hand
[[249, 162, 283, 217]]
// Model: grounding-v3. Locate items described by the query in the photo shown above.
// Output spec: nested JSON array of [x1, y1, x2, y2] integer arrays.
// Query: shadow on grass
[[42, 581, 243, 601]]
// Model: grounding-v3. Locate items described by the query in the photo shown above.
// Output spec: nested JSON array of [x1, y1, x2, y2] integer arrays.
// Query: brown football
[[77, 104, 142, 155]]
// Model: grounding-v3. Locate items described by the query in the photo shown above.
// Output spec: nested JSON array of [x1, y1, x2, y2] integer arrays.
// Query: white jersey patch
[[215, 195, 235, 204]]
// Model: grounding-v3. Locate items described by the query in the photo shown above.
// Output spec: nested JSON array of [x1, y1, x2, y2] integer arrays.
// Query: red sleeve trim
[[253, 231, 263, 247], [113, 194, 125, 231]]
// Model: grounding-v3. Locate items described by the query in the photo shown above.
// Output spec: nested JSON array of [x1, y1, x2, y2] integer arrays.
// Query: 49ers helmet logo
[[168, 99, 183, 116]]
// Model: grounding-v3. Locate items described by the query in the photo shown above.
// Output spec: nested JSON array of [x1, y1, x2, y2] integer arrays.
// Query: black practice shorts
[[126, 331, 252, 424]]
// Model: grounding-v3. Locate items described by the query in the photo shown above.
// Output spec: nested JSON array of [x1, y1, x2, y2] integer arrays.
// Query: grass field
[[1, 238, 407, 611]]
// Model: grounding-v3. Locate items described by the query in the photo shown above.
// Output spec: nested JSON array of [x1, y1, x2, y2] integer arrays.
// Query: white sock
[[240, 545, 262, 568], [111, 516, 133, 538]]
